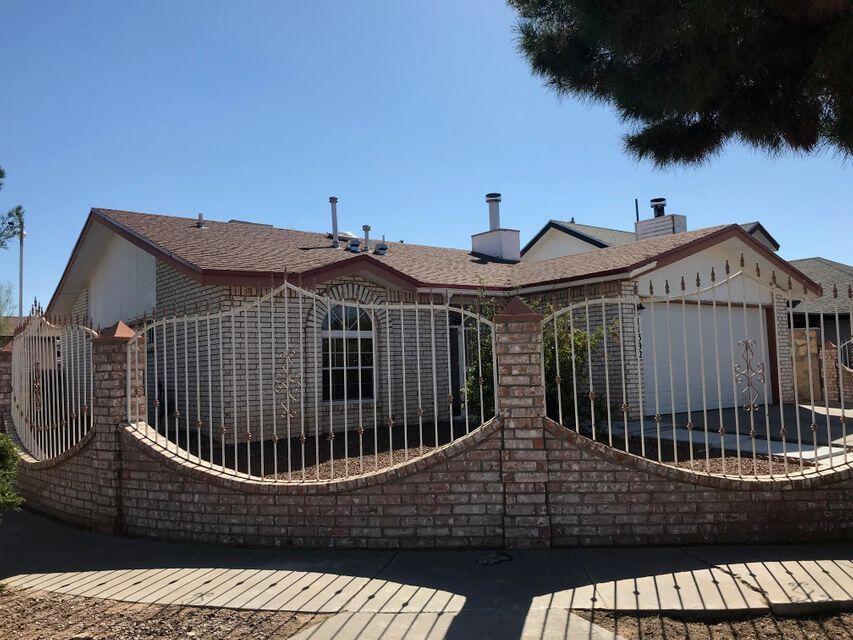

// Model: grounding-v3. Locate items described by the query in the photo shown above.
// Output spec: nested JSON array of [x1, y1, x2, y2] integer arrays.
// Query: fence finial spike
[[680, 275, 685, 292], [771, 270, 777, 287], [787, 275, 793, 291], [755, 262, 761, 278], [848, 284, 852, 299], [648, 281, 654, 295], [664, 279, 670, 295], [725, 260, 730, 276], [739, 253, 745, 268], [833, 284, 838, 299], [711, 266, 716, 282], [633, 281, 638, 296], [696, 272, 701, 288]]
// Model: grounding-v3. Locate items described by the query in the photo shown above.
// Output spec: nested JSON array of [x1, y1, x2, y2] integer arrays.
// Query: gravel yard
[[0, 586, 329, 640], [574, 610, 853, 640]]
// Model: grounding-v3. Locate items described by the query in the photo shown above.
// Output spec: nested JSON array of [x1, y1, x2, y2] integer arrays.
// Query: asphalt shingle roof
[[94, 208, 733, 291], [789, 257, 853, 314]]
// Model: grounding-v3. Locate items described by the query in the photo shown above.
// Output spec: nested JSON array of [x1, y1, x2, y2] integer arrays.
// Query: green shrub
[[0, 433, 22, 515]]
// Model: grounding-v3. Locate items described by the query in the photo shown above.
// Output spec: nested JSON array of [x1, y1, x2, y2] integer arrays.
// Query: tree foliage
[[0, 166, 25, 250], [0, 433, 23, 517], [509, 0, 853, 166], [0, 283, 12, 339]]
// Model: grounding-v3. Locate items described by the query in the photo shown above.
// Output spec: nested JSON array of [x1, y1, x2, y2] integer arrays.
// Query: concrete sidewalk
[[2, 510, 852, 639]]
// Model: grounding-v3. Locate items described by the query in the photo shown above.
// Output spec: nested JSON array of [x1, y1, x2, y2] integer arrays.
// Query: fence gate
[[10, 313, 97, 460]]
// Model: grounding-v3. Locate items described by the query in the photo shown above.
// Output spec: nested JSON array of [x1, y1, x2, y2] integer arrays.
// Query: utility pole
[[19, 219, 24, 320]]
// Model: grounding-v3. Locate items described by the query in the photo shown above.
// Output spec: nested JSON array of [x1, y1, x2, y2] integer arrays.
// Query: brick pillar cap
[[95, 320, 136, 342], [494, 296, 543, 322]]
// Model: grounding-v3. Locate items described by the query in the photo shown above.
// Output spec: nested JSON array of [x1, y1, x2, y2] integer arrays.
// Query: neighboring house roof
[[789, 257, 853, 315], [521, 219, 636, 255], [0, 316, 21, 336], [522, 219, 779, 257], [46, 208, 820, 315], [0, 316, 20, 349], [740, 221, 781, 251]]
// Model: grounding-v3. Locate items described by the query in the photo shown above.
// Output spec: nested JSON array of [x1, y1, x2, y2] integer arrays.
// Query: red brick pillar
[[90, 321, 139, 533], [0, 344, 11, 434], [494, 297, 550, 548]]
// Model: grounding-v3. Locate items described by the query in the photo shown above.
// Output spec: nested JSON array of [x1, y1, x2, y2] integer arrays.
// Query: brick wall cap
[[121, 417, 501, 494], [494, 297, 543, 322], [544, 417, 853, 490], [12, 424, 97, 469], [95, 321, 135, 342]]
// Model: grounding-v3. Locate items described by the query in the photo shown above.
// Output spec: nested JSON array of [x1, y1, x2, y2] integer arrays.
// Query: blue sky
[[1, 0, 850, 310]]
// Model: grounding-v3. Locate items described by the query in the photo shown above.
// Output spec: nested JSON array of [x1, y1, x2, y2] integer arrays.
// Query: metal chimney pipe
[[362, 224, 371, 252], [486, 192, 501, 231], [650, 197, 667, 218], [197, 212, 205, 228], [329, 196, 339, 247]]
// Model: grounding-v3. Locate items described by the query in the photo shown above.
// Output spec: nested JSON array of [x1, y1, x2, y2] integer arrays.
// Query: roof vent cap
[[650, 197, 667, 218], [347, 237, 361, 253], [374, 235, 389, 256]]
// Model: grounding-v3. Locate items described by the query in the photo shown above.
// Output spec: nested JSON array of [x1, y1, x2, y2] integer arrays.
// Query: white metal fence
[[542, 264, 853, 479], [127, 281, 497, 481], [10, 313, 97, 460]]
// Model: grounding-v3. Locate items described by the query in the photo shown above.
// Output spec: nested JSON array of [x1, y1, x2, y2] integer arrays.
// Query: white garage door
[[640, 303, 771, 415]]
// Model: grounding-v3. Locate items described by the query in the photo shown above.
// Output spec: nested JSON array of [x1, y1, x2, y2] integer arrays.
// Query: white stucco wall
[[88, 233, 156, 327], [521, 227, 601, 262]]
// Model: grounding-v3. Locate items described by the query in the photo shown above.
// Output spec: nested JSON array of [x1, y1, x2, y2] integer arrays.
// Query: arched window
[[321, 304, 374, 402]]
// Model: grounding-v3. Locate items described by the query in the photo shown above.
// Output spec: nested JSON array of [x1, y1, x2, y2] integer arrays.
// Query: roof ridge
[[553, 219, 634, 234], [94, 207, 477, 256]]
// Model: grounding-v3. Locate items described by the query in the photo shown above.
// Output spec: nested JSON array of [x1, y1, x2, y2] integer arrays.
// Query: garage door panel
[[640, 303, 770, 415]]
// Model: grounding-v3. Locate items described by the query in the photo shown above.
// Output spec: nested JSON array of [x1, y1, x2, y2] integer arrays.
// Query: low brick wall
[[120, 420, 503, 548], [544, 419, 853, 546], [8, 303, 853, 548], [14, 429, 113, 530]]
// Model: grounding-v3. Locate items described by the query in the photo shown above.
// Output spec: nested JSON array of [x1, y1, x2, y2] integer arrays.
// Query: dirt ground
[[0, 585, 330, 640], [574, 609, 853, 640]]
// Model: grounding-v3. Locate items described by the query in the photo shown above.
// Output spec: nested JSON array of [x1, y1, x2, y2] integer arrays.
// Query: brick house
[[43, 195, 820, 443]]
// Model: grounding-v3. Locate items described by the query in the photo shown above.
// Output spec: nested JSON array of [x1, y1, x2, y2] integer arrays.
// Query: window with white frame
[[321, 304, 374, 402]]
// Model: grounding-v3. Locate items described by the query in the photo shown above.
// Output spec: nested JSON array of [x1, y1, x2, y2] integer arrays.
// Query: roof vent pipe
[[196, 212, 205, 229], [329, 196, 340, 247], [362, 224, 371, 252], [650, 197, 666, 218], [486, 193, 501, 230]]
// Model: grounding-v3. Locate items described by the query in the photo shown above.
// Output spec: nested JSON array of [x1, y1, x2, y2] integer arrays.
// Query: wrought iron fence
[[10, 312, 97, 460], [541, 263, 853, 479], [126, 282, 497, 481]]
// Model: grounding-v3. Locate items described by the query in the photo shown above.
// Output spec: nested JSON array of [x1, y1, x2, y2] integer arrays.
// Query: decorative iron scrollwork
[[274, 351, 302, 421], [734, 339, 765, 413]]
